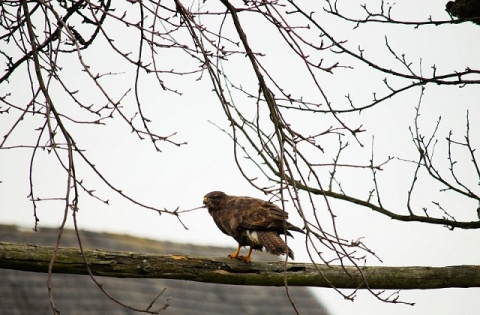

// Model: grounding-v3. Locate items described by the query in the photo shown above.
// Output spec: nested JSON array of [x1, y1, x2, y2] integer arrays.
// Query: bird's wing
[[226, 196, 290, 232]]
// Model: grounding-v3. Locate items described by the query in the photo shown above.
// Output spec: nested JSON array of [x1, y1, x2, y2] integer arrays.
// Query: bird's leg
[[242, 247, 254, 263], [228, 244, 241, 260], [236, 247, 254, 263]]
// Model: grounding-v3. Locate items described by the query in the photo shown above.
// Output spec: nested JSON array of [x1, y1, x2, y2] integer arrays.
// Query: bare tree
[[1, 0, 479, 314]]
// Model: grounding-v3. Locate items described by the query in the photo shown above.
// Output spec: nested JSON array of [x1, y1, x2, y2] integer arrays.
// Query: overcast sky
[[1, 1, 480, 314]]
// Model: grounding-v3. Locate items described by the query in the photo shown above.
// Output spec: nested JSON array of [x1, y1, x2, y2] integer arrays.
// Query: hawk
[[203, 191, 304, 263]]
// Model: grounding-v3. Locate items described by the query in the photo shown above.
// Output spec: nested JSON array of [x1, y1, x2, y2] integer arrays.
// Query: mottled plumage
[[203, 191, 304, 262]]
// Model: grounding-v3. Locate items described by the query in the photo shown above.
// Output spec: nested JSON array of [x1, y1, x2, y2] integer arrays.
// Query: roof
[[0, 225, 329, 314]]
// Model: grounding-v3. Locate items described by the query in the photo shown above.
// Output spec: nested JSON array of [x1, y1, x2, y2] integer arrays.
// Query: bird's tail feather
[[258, 231, 294, 260], [287, 223, 305, 234]]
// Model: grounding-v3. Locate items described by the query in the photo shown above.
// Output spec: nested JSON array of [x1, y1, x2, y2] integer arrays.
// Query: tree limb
[[1, 242, 479, 289]]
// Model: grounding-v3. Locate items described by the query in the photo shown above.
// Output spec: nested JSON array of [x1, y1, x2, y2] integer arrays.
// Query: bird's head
[[203, 191, 227, 211]]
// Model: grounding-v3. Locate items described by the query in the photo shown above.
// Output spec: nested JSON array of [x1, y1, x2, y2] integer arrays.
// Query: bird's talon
[[236, 255, 252, 263], [227, 254, 251, 263]]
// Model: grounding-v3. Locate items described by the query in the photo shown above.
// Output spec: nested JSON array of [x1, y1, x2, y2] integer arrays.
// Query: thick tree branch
[[1, 242, 479, 289]]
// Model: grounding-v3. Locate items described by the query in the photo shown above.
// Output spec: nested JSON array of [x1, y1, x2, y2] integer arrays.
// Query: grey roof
[[0, 225, 329, 315]]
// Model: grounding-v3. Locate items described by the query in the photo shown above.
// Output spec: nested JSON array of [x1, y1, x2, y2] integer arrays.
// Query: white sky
[[1, 1, 480, 314]]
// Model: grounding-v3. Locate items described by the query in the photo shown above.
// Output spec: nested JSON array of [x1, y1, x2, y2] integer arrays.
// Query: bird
[[446, 0, 480, 24], [203, 191, 304, 263]]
